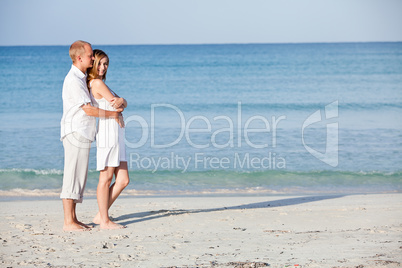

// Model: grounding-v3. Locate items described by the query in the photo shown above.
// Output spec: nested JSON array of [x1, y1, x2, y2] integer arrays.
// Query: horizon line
[[1, 40, 402, 47]]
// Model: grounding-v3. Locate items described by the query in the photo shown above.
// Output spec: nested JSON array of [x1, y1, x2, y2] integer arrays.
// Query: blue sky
[[1, 0, 401, 46]]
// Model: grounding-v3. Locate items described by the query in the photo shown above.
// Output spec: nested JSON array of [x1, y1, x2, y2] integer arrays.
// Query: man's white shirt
[[60, 65, 96, 141]]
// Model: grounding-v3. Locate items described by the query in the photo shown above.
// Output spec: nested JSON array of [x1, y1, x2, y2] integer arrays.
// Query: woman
[[87, 49, 129, 229]]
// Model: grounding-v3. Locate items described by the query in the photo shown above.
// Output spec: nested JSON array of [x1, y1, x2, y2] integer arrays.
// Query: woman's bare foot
[[93, 213, 114, 225], [100, 220, 126, 230], [63, 222, 90, 232], [92, 212, 101, 224]]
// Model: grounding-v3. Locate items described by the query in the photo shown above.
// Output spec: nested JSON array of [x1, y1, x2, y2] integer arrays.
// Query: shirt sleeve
[[66, 79, 92, 107]]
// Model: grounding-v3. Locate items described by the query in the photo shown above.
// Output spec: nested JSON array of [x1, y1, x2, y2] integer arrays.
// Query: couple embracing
[[60, 40, 129, 231]]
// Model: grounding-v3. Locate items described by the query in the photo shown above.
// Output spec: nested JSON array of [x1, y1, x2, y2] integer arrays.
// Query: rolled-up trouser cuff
[[60, 193, 83, 203]]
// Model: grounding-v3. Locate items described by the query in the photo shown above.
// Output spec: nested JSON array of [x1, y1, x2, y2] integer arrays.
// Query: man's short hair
[[69, 40, 91, 63]]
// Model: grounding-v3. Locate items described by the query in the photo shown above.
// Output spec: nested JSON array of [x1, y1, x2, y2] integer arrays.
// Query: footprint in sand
[[15, 224, 32, 231], [118, 254, 132, 261], [100, 241, 116, 249], [109, 234, 129, 240]]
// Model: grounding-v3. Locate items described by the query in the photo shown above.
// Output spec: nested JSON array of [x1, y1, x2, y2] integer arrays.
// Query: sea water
[[0, 42, 401, 198]]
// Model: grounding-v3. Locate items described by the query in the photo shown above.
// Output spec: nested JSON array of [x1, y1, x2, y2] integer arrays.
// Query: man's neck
[[73, 63, 86, 75]]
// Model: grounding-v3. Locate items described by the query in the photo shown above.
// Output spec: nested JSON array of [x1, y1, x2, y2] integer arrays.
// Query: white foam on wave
[[0, 189, 62, 197], [0, 168, 64, 175]]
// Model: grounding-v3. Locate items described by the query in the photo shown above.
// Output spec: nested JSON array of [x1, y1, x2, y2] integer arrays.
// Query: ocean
[[0, 42, 401, 199]]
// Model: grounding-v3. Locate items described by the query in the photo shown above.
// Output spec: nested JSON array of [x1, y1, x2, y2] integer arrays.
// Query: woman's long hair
[[87, 49, 109, 88]]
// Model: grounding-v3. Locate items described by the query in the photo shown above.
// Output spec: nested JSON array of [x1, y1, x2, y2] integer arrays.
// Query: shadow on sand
[[116, 195, 345, 226]]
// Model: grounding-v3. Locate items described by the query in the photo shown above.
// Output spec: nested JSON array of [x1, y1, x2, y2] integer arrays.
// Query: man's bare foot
[[63, 222, 90, 232], [100, 221, 126, 230]]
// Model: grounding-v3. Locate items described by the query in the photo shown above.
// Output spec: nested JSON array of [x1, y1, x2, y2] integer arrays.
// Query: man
[[60, 40, 123, 231]]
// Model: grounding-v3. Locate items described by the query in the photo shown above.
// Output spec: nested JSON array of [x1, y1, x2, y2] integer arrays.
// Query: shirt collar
[[71, 64, 87, 79]]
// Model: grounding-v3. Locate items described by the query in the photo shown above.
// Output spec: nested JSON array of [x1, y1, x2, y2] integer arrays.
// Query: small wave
[[0, 168, 63, 175], [0, 168, 401, 195]]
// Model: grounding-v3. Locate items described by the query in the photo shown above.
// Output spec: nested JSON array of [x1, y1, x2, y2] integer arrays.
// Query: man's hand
[[82, 103, 123, 121], [115, 113, 125, 128]]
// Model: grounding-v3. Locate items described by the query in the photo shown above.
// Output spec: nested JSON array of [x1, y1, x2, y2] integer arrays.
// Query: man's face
[[81, 44, 94, 69]]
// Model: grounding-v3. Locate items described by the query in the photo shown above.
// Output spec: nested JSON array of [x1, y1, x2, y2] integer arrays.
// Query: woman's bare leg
[[109, 161, 130, 207], [96, 166, 125, 229], [93, 162, 130, 225]]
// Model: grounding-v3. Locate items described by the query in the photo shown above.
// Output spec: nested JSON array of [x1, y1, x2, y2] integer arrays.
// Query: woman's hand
[[110, 97, 125, 110]]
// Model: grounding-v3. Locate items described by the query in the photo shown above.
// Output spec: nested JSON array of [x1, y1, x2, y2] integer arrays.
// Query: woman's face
[[97, 56, 109, 77]]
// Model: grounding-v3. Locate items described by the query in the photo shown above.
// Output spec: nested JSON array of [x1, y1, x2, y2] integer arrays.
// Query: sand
[[0, 193, 401, 267]]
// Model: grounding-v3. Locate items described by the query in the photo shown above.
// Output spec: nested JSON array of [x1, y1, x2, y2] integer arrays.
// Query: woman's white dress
[[90, 85, 126, 171]]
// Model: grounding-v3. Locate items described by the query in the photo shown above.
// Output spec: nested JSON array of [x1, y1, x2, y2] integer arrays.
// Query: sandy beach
[[0, 193, 401, 267]]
